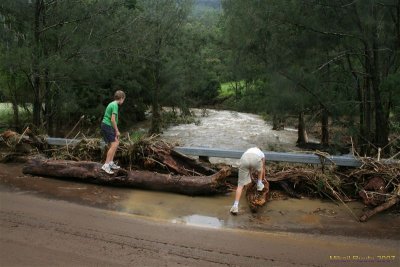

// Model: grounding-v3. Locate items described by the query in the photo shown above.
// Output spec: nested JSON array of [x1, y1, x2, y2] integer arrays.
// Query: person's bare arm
[[111, 114, 120, 139], [259, 158, 266, 180]]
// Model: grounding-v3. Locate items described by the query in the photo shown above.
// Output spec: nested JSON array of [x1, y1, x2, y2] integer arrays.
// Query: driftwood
[[246, 179, 270, 212], [4, 129, 399, 220], [353, 159, 400, 221], [277, 180, 303, 199], [359, 178, 400, 222], [1, 129, 45, 151], [359, 177, 387, 206], [1, 129, 45, 163], [48, 136, 217, 177], [139, 142, 217, 176], [359, 196, 399, 222], [22, 158, 231, 196]]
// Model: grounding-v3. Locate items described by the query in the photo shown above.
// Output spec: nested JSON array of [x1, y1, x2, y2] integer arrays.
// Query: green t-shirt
[[102, 101, 119, 126]]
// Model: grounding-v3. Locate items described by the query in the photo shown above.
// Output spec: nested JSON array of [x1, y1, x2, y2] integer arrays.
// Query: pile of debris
[[266, 160, 399, 222], [1, 129, 399, 222]]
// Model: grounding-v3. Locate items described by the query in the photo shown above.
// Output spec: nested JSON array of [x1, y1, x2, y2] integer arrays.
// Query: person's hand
[[116, 130, 120, 137]]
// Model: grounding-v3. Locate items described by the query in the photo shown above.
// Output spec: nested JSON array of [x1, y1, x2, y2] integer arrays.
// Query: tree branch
[[278, 71, 327, 110], [312, 51, 349, 73], [39, 5, 119, 34], [284, 20, 364, 42]]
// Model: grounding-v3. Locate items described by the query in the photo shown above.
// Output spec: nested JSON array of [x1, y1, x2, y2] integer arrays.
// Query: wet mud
[[1, 163, 399, 240]]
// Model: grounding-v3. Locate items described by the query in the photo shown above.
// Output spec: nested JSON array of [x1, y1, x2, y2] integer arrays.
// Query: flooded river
[[161, 109, 316, 165], [1, 109, 399, 240]]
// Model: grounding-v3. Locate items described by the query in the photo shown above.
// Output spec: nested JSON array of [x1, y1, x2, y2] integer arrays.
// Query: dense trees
[[0, 0, 209, 134], [1, 0, 398, 156], [1, 0, 142, 134], [221, 0, 399, 155]]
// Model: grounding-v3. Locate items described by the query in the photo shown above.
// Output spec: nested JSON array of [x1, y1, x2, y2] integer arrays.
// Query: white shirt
[[244, 147, 265, 158]]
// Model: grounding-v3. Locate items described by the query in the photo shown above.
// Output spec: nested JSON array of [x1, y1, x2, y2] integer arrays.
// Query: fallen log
[[359, 186, 400, 222], [359, 196, 399, 222], [45, 136, 217, 176], [22, 158, 231, 196]]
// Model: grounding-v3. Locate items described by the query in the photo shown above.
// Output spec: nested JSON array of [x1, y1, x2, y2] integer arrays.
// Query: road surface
[[1, 191, 399, 267]]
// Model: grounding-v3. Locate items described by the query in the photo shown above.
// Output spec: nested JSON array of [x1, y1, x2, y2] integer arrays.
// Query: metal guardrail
[[173, 147, 363, 167], [46, 137, 82, 146], [46, 137, 106, 147], [45, 137, 375, 167]]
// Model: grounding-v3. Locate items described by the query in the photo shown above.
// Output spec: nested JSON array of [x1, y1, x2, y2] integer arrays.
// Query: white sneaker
[[257, 182, 264, 191], [230, 205, 238, 215], [101, 164, 114, 174], [109, 161, 120, 170]]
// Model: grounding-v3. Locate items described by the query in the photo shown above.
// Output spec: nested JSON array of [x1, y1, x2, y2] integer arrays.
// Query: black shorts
[[101, 123, 116, 144]]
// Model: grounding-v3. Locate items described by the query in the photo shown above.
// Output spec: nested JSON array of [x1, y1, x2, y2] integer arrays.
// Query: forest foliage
[[0, 0, 399, 156]]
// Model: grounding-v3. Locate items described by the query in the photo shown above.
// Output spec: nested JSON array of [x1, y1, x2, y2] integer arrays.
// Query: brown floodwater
[[1, 163, 399, 240], [160, 109, 320, 165]]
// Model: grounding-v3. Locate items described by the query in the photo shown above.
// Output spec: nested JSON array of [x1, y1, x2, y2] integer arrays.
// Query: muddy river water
[[161, 109, 318, 165], [1, 109, 399, 240]]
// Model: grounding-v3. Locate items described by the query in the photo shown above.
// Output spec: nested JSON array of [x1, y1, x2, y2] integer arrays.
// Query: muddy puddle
[[1, 163, 399, 240]]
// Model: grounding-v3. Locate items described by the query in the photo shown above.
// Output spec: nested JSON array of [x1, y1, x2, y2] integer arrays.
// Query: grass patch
[[0, 103, 14, 130], [0, 103, 12, 117], [0, 103, 31, 131], [128, 131, 146, 143], [219, 80, 245, 97]]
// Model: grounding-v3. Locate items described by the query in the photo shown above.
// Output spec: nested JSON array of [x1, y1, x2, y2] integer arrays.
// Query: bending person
[[230, 147, 265, 215]]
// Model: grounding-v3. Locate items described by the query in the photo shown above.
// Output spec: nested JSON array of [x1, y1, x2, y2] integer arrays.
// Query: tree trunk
[[357, 76, 366, 154], [10, 75, 20, 132], [364, 49, 373, 155], [42, 6, 53, 136], [347, 53, 367, 155], [297, 111, 308, 145], [11, 102, 20, 131], [44, 69, 54, 136], [149, 39, 162, 134], [234, 81, 240, 101], [321, 107, 329, 146], [365, 78, 372, 147], [150, 80, 161, 134], [371, 38, 389, 154], [22, 159, 231, 196], [32, 0, 43, 127]]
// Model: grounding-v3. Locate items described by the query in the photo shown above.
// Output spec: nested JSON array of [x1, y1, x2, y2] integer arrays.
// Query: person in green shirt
[[101, 90, 126, 174]]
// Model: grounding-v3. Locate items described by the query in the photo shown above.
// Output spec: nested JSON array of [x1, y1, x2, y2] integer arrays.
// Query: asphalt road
[[1, 191, 399, 267]]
